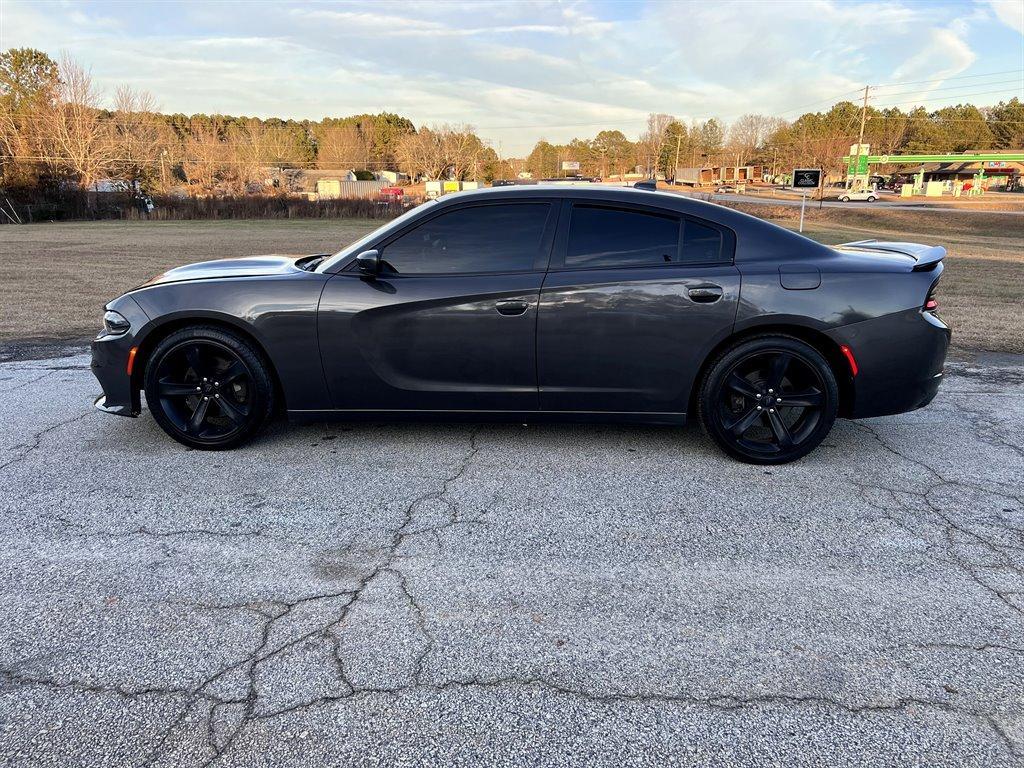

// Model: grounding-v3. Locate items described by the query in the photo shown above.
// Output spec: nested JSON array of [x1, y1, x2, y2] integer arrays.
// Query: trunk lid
[[836, 240, 946, 271]]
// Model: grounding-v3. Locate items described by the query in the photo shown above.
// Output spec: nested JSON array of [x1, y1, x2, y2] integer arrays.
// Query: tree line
[[2, 47, 1022, 202]]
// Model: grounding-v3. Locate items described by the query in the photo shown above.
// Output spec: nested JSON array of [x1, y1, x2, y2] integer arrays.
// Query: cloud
[[987, 0, 1024, 33], [0, 0, 1013, 155]]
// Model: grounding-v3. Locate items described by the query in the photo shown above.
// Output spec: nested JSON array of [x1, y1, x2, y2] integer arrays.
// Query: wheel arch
[[689, 321, 854, 418], [131, 313, 286, 411]]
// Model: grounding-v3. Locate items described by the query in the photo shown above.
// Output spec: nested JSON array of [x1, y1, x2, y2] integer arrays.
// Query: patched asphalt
[[0, 348, 1022, 766]]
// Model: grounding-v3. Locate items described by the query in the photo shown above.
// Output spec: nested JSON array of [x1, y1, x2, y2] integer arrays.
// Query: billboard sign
[[792, 168, 822, 189], [561, 160, 580, 171]]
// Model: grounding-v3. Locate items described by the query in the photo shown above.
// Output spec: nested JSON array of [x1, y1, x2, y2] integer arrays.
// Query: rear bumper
[[829, 308, 950, 419]]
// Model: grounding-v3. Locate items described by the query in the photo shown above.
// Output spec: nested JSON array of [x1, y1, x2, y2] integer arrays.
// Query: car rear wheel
[[697, 335, 838, 464], [840, 195, 851, 202], [144, 326, 275, 450]]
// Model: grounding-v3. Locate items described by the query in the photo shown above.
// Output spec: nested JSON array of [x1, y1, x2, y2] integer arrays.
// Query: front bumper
[[91, 334, 141, 417], [829, 307, 951, 419], [90, 296, 149, 418]]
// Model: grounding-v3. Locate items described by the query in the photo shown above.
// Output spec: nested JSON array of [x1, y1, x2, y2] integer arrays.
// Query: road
[[1, 347, 1023, 766], [671, 188, 1024, 214]]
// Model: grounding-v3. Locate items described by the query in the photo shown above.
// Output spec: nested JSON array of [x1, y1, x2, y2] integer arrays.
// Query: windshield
[[316, 200, 437, 273]]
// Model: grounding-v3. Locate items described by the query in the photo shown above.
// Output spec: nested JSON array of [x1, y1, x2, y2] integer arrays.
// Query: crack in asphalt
[[2, 360, 1023, 763], [0, 410, 93, 471]]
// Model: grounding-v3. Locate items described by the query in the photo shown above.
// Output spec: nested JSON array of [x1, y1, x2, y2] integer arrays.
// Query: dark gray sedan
[[92, 185, 950, 463]]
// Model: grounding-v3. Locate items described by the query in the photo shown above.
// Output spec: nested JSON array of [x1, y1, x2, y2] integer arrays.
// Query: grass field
[[0, 207, 1020, 352]]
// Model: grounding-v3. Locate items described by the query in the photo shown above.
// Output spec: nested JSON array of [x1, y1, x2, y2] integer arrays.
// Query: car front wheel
[[697, 335, 839, 464], [144, 326, 275, 450]]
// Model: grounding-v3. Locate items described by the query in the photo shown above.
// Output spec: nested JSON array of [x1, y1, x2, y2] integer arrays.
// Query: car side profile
[[92, 185, 950, 464]]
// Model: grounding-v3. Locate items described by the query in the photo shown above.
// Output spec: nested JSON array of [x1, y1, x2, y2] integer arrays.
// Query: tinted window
[[681, 219, 723, 262], [566, 206, 679, 268], [382, 203, 550, 274]]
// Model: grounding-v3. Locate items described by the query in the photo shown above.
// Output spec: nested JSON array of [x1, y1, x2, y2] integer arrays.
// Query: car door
[[537, 199, 740, 415], [317, 199, 558, 412]]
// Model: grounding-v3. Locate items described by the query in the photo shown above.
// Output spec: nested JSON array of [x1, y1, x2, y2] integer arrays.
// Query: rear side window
[[566, 205, 678, 268], [681, 219, 723, 262], [382, 203, 551, 274]]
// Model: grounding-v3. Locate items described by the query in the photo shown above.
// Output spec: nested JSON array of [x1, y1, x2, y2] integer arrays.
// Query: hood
[[136, 254, 311, 289]]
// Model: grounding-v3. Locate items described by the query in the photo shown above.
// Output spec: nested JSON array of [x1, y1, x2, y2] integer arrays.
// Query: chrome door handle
[[687, 285, 723, 303], [495, 300, 530, 316]]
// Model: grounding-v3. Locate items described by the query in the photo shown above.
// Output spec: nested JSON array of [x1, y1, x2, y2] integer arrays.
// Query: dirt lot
[[0, 207, 1020, 352]]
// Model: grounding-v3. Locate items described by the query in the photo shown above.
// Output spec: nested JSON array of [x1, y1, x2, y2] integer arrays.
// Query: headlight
[[103, 310, 131, 336]]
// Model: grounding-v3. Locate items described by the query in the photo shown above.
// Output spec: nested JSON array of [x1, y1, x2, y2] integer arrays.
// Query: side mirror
[[355, 249, 380, 276]]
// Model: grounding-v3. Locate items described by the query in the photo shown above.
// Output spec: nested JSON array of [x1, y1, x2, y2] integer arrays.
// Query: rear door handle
[[687, 285, 723, 303], [495, 299, 530, 316]]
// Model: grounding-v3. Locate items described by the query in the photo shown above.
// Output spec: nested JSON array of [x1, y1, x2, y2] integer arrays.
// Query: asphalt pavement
[[1, 347, 1022, 766]]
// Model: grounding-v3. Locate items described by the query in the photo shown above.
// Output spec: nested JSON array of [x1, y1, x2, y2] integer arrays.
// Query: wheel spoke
[[766, 410, 794, 449], [779, 388, 822, 408], [216, 395, 249, 426], [220, 360, 248, 386], [184, 345, 207, 380], [726, 372, 760, 399], [767, 353, 791, 390], [725, 405, 763, 436], [159, 379, 198, 397], [187, 397, 211, 434]]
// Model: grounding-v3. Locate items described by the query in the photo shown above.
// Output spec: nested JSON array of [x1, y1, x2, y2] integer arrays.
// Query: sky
[[1, 0, 1022, 155]]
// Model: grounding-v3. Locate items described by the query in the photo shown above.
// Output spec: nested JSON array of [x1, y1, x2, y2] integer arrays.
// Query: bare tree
[[442, 124, 484, 180], [727, 114, 784, 165], [181, 118, 228, 195], [314, 122, 368, 169], [396, 127, 444, 180], [108, 86, 172, 193], [638, 113, 674, 177], [37, 54, 113, 192]]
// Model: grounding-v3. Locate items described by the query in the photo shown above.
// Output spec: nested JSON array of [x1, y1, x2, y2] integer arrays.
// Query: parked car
[[838, 188, 879, 202], [92, 185, 949, 464]]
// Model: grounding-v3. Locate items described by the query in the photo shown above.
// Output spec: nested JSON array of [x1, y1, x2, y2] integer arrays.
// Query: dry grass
[[0, 208, 1020, 353], [0, 219, 377, 341]]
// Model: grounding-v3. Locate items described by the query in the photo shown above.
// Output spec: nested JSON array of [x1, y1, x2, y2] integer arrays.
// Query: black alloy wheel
[[698, 335, 838, 464], [144, 326, 274, 449]]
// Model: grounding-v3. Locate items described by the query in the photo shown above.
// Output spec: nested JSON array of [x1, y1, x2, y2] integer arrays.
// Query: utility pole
[[852, 84, 869, 190], [673, 132, 682, 184]]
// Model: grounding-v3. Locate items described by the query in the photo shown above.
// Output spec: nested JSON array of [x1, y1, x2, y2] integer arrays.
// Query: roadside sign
[[793, 168, 821, 189], [561, 161, 580, 171]]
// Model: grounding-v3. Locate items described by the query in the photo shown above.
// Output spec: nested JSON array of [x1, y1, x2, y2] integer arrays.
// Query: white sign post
[[792, 168, 822, 233]]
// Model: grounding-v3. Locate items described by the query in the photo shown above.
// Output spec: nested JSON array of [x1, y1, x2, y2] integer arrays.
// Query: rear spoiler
[[839, 240, 946, 271]]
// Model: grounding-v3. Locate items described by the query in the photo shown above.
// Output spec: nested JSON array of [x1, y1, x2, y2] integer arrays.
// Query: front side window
[[566, 205, 679, 268], [381, 203, 551, 275]]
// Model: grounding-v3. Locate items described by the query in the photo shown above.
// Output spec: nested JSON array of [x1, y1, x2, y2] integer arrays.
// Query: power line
[[868, 88, 1023, 109], [872, 68, 1024, 89], [872, 77, 1023, 100]]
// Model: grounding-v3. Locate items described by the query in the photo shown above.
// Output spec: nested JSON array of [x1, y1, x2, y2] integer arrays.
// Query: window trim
[[550, 200, 736, 272], [344, 199, 559, 278]]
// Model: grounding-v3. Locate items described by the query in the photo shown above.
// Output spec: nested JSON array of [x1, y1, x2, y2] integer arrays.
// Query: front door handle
[[687, 285, 723, 303], [495, 300, 530, 316]]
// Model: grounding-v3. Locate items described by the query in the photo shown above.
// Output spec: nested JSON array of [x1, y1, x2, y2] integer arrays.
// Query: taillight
[[924, 278, 940, 313]]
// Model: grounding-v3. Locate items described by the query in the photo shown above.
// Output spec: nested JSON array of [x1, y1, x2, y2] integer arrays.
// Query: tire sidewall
[[698, 336, 839, 464], [144, 326, 274, 450]]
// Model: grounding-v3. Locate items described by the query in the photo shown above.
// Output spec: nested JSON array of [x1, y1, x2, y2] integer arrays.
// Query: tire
[[697, 335, 838, 464], [144, 326, 275, 450], [867, 196, 876, 202], [840, 196, 850, 202]]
